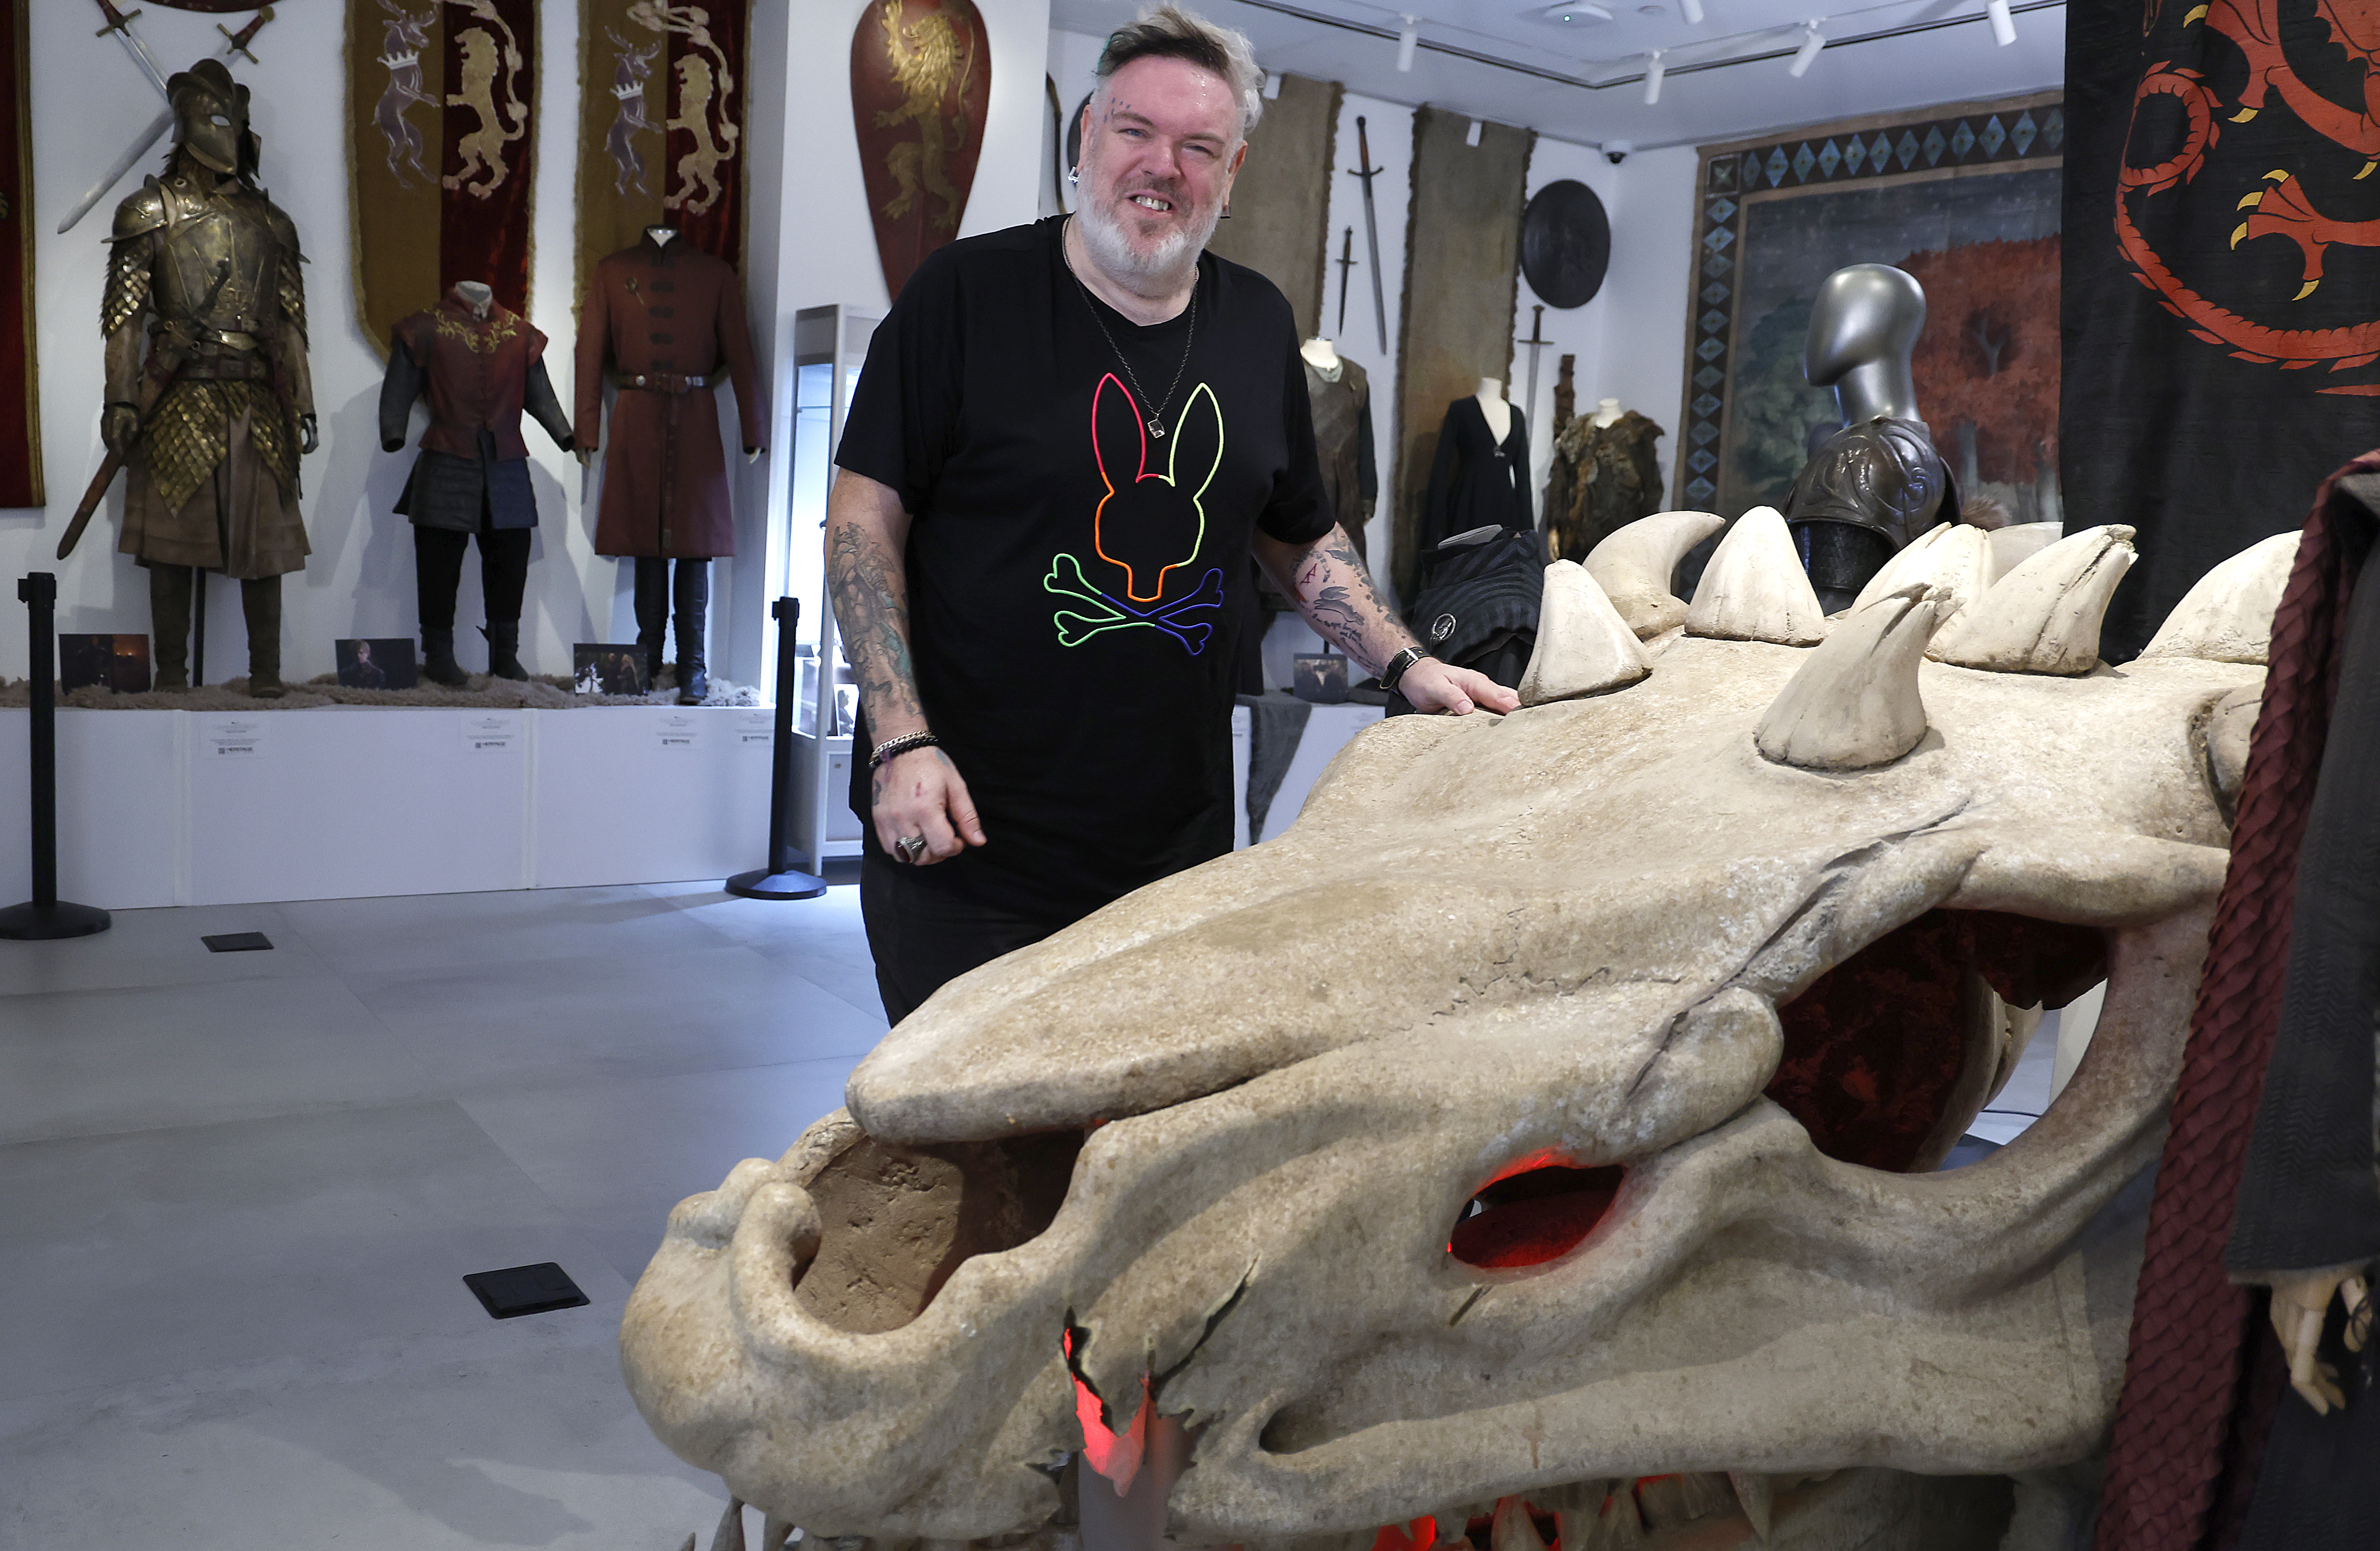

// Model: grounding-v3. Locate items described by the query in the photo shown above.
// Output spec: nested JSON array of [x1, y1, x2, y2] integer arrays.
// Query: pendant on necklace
[[1149, 419, 1167, 439]]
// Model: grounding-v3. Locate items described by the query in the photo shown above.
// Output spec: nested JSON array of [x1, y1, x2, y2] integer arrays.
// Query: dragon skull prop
[[623, 511, 2297, 1550]]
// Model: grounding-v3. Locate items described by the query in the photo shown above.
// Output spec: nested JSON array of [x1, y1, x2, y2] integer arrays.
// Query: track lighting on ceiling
[[1643, 50, 1664, 103], [1984, 0, 2016, 44], [1396, 14, 1419, 70], [1787, 21, 1825, 76], [1263, 69, 1284, 98], [1680, 0, 1704, 22]]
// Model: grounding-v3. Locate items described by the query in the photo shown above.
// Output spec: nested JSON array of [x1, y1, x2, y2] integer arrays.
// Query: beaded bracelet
[[870, 731, 941, 769]]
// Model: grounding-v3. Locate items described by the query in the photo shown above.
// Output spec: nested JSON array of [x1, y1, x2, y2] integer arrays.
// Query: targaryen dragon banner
[[2064, 0, 2380, 659], [0, 0, 39, 508], [577, 0, 750, 293], [346, 0, 539, 357]]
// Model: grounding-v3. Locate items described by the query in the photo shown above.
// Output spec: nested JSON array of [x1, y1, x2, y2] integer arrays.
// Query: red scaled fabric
[[2095, 449, 2380, 1551]]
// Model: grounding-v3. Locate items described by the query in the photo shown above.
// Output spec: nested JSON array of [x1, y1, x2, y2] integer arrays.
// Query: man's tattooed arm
[[825, 469, 929, 744], [1253, 523, 1420, 675]]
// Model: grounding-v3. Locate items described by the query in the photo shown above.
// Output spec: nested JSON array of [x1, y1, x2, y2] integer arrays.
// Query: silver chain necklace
[[1066, 221, 1200, 440]]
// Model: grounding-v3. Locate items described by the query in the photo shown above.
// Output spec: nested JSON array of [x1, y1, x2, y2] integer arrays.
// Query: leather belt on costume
[[617, 370, 714, 393], [178, 353, 272, 381]]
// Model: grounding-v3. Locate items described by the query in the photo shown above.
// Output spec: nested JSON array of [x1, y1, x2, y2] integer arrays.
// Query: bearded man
[[827, 3, 1516, 1023]]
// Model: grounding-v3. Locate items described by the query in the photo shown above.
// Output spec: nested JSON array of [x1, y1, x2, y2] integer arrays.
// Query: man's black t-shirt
[[835, 217, 1333, 918]]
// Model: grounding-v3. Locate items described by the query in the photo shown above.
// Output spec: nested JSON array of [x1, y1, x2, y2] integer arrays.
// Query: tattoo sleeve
[[1267, 523, 1420, 675], [825, 478, 928, 742]]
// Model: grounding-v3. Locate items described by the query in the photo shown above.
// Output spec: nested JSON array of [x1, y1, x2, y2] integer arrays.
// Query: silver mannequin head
[[1804, 263, 1926, 426]]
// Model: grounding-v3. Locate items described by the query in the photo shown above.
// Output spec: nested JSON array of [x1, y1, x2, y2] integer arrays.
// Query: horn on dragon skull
[[1847, 521, 1994, 636], [1581, 510, 1723, 640], [1685, 507, 1828, 647], [1755, 584, 1946, 771], [1928, 525, 2137, 675], [1518, 560, 1653, 707], [2137, 529, 2299, 666]]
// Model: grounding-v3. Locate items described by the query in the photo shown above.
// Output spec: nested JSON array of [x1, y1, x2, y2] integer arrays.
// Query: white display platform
[[0, 705, 776, 908]]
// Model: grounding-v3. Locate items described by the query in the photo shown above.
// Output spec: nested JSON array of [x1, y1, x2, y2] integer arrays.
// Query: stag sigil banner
[[576, 0, 750, 292], [2064, 0, 2380, 661], [851, 0, 989, 303], [346, 0, 539, 358], [0, 0, 38, 508]]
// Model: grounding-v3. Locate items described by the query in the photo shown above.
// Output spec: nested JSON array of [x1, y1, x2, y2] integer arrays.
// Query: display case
[[782, 304, 882, 870]]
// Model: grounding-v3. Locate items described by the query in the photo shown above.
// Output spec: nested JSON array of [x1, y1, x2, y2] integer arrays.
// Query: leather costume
[[1546, 410, 1666, 564], [103, 59, 312, 695], [1783, 415, 1957, 612], [379, 286, 573, 682]]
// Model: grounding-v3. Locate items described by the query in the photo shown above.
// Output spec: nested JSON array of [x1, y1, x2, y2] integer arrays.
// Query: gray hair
[[1095, 4, 1265, 140]]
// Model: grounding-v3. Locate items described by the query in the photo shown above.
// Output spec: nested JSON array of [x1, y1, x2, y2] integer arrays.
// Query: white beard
[[1075, 187, 1220, 294]]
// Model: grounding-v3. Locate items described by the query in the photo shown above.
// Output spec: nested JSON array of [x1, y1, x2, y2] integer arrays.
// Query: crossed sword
[[57, 1, 276, 236]]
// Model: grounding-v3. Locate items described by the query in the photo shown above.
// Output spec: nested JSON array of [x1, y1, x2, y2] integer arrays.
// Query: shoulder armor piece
[[110, 180, 169, 243], [262, 201, 303, 259]]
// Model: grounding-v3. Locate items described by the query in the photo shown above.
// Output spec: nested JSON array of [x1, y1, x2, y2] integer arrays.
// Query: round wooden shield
[[1065, 91, 1091, 177], [1521, 179, 1611, 309]]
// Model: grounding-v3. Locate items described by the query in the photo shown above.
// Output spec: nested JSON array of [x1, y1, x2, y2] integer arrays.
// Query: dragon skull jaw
[[621, 625, 2253, 1543]]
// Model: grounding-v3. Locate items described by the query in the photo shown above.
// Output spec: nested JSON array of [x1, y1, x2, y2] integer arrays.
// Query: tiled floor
[[0, 876, 884, 1550]]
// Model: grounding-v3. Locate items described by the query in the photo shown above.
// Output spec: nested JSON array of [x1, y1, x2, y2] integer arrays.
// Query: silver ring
[[895, 834, 927, 863]]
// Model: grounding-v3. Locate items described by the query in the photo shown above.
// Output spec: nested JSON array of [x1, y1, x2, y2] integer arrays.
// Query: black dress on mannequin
[[1420, 396, 1531, 582]]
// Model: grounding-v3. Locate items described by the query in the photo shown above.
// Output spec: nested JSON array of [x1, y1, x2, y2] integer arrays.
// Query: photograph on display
[[1292, 653, 1348, 704], [57, 633, 151, 694], [575, 643, 648, 696], [1683, 94, 2064, 527], [335, 638, 419, 690]]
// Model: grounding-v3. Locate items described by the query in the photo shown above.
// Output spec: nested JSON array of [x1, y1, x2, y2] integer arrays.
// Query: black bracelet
[[870, 731, 941, 769], [1378, 645, 1430, 694]]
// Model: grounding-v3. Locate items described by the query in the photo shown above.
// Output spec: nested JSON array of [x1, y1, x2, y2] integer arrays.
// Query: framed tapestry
[[0, 0, 37, 507], [1679, 93, 2063, 529]]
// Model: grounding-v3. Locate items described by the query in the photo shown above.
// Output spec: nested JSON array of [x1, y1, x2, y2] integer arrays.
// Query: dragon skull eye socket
[[1767, 909, 2107, 1172], [1448, 1164, 1626, 1269]]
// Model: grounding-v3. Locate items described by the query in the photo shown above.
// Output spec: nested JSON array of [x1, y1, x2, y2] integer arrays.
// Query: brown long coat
[[576, 234, 765, 558]]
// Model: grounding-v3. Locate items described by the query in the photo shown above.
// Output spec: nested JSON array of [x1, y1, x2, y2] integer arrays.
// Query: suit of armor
[[102, 59, 314, 696]]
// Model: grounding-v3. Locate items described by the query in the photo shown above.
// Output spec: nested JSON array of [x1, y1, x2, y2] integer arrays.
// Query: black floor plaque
[[202, 932, 274, 953], [463, 1262, 590, 1319]]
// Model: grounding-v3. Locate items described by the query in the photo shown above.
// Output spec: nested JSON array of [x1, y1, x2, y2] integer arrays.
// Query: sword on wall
[[1515, 304, 1550, 419], [1349, 118, 1389, 355], [57, 4, 276, 236], [1333, 226, 1355, 340]]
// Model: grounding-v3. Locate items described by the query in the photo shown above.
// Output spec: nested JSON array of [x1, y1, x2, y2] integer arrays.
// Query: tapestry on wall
[[1683, 93, 2064, 549], [578, 0, 751, 294], [0, 0, 37, 508], [852, 0, 990, 303], [2064, 0, 2380, 663], [1204, 73, 1340, 343], [347, 0, 538, 358], [1391, 106, 1532, 602]]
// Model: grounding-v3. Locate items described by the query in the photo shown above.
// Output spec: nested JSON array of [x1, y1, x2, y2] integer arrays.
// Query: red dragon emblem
[[2121, 0, 2380, 391]]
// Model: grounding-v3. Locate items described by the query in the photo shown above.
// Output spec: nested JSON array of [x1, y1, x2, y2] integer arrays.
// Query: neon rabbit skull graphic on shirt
[[1042, 374, 1228, 655]]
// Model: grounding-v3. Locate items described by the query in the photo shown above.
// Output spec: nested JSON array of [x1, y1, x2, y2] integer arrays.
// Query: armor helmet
[[167, 58, 252, 178]]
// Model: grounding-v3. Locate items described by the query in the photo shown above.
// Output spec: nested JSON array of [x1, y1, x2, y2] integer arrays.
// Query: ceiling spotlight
[[1466, 116, 1484, 145], [1263, 70, 1284, 99], [1397, 14, 1419, 70], [1643, 50, 1665, 104], [1681, 0, 1705, 22], [1788, 21, 1825, 76], [1984, 0, 2016, 44], [1538, 1, 1615, 20]]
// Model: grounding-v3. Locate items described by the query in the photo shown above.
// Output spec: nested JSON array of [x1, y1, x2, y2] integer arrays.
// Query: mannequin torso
[[1299, 336, 1343, 381], [1590, 396, 1623, 429], [1475, 377, 1511, 443]]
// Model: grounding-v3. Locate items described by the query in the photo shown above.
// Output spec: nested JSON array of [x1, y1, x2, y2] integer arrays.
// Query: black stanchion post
[[726, 596, 827, 900], [0, 572, 112, 940]]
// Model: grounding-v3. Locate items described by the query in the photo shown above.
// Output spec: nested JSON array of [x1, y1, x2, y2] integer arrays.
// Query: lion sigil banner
[[576, 0, 750, 292], [346, 0, 540, 357]]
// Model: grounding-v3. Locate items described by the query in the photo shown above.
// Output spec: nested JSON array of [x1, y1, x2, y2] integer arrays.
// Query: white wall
[[0, 0, 1051, 687]]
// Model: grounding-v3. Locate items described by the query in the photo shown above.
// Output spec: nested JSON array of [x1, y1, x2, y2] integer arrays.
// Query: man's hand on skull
[[2267, 1270, 2372, 1414], [872, 746, 987, 864], [1398, 658, 1520, 716]]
